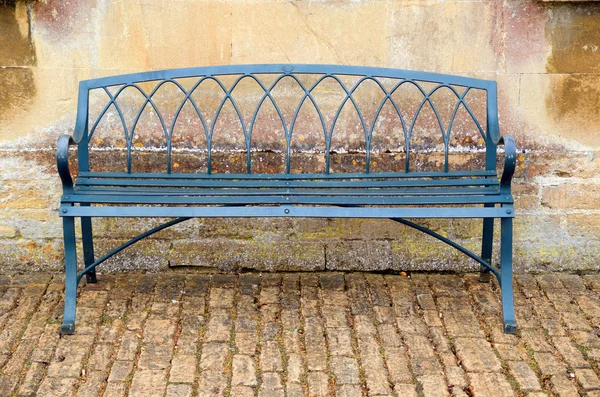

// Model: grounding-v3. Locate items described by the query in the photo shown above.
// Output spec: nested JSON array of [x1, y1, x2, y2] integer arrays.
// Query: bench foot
[[479, 271, 491, 283], [504, 320, 517, 334], [60, 322, 75, 335], [85, 273, 98, 284]]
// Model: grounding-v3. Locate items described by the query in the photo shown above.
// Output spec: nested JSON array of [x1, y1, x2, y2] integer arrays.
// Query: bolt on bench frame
[[56, 64, 517, 335]]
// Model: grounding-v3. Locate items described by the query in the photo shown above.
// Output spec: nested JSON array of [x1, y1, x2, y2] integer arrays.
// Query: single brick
[[199, 342, 229, 372], [552, 337, 591, 369], [330, 356, 360, 385], [107, 360, 134, 383], [508, 361, 542, 392], [231, 355, 257, 387], [550, 374, 580, 396], [306, 372, 329, 397], [169, 354, 197, 383], [326, 327, 354, 356], [454, 338, 502, 373], [259, 372, 285, 397], [384, 347, 413, 385], [102, 382, 127, 397], [138, 344, 172, 371], [16, 362, 46, 397], [130, 369, 167, 397], [86, 343, 115, 373], [575, 368, 600, 391], [418, 374, 450, 397], [197, 371, 227, 397], [117, 330, 140, 360], [337, 384, 364, 397], [204, 311, 233, 343], [35, 377, 77, 397], [230, 386, 255, 397], [236, 332, 257, 356], [76, 371, 106, 397], [469, 373, 515, 397], [286, 353, 304, 384], [260, 341, 283, 372], [534, 352, 566, 376], [166, 383, 193, 397]]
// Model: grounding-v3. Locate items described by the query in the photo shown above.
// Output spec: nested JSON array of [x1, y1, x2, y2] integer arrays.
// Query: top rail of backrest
[[72, 64, 501, 173]]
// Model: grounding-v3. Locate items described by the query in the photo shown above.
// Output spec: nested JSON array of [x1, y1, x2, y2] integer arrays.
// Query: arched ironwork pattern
[[80, 65, 495, 175]]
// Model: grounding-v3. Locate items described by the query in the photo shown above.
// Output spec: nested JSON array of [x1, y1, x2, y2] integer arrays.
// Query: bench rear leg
[[81, 213, 97, 284], [480, 204, 494, 283], [500, 216, 517, 334], [61, 216, 78, 335]]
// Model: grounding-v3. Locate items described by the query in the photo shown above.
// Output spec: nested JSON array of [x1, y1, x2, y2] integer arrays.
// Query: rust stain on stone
[[503, 0, 549, 69], [0, 2, 36, 122], [546, 75, 600, 122], [0, 2, 36, 66], [546, 3, 600, 74], [0, 67, 36, 123], [545, 4, 600, 146], [33, 0, 95, 37]]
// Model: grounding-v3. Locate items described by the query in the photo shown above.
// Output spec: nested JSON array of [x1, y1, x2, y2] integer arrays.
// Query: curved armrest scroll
[[498, 135, 516, 192], [57, 135, 76, 194]]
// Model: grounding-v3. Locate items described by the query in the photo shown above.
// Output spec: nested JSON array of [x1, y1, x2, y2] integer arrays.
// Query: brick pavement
[[0, 272, 599, 396]]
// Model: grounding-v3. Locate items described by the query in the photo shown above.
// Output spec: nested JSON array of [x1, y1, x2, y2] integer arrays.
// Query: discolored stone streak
[[546, 3, 600, 74], [0, 2, 36, 124], [0, 2, 36, 66]]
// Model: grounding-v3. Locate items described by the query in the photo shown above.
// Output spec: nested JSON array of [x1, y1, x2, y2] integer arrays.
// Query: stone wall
[[1, 0, 599, 273]]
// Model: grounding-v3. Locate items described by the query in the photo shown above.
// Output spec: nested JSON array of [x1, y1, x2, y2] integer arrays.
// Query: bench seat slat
[[78, 170, 498, 180], [64, 194, 510, 205], [75, 177, 499, 189], [74, 186, 500, 197]]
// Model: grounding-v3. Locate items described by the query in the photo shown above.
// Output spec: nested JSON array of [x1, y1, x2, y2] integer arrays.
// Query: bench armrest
[[497, 135, 516, 193], [57, 135, 76, 194]]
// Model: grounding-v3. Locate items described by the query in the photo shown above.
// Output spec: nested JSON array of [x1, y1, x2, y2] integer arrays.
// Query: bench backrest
[[73, 64, 501, 175]]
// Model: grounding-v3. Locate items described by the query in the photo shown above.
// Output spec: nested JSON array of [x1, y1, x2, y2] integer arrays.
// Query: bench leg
[[500, 217, 517, 334], [61, 216, 78, 335], [81, 213, 97, 284], [479, 205, 494, 283]]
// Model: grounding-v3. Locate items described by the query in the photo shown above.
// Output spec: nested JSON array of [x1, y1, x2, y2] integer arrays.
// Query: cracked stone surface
[[0, 272, 599, 396]]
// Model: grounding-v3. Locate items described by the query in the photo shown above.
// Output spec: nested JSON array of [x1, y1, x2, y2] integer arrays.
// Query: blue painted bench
[[56, 64, 517, 334]]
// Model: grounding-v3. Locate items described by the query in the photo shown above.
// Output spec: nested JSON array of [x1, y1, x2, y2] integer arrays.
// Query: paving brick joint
[[0, 271, 599, 396]]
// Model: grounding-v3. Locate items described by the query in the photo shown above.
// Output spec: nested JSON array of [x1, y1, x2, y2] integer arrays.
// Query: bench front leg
[[61, 216, 78, 335], [500, 216, 516, 334], [480, 204, 495, 283], [81, 206, 97, 284]]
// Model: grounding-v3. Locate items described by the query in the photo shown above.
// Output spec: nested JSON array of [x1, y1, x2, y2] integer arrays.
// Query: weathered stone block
[[326, 240, 391, 271], [0, 225, 17, 238], [170, 238, 324, 271], [231, 1, 386, 66], [567, 214, 600, 237], [387, 1, 499, 73], [542, 183, 600, 209], [520, 73, 600, 148], [92, 239, 171, 273]]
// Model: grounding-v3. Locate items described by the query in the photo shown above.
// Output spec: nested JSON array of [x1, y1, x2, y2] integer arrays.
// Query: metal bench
[[56, 64, 517, 334]]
